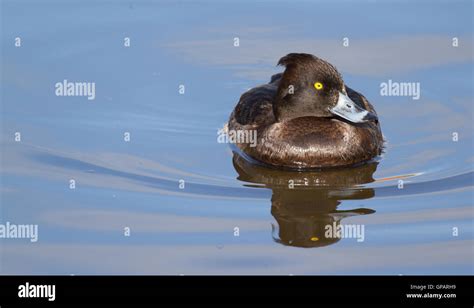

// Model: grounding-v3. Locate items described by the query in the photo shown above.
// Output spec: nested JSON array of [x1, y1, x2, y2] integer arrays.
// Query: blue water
[[0, 0, 473, 274]]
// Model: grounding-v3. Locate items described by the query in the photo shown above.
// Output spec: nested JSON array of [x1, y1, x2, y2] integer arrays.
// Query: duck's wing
[[230, 76, 281, 127], [345, 85, 378, 115], [345, 85, 384, 152], [270, 72, 283, 83]]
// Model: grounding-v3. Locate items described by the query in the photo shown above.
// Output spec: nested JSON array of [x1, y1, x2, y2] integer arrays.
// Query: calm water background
[[1, 0, 473, 274]]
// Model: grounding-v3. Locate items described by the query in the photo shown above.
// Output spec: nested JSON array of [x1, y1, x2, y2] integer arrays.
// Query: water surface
[[1, 0, 473, 274]]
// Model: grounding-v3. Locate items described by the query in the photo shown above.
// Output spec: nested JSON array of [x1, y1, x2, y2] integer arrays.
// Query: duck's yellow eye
[[314, 82, 323, 90]]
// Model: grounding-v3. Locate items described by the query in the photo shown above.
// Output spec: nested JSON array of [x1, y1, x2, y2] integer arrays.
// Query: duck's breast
[[245, 117, 382, 168]]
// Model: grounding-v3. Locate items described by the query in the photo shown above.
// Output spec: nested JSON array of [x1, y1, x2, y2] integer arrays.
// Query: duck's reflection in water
[[233, 154, 377, 248]]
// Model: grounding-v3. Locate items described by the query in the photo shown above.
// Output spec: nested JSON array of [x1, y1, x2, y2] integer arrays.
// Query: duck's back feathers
[[230, 73, 281, 127]]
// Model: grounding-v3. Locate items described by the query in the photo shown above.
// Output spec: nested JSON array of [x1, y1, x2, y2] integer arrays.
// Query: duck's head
[[274, 53, 377, 123]]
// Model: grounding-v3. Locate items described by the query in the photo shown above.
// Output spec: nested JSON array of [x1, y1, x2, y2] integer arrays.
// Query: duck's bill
[[330, 92, 378, 123]]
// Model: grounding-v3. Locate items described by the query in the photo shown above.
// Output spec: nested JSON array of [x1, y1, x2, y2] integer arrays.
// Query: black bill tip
[[362, 112, 378, 122]]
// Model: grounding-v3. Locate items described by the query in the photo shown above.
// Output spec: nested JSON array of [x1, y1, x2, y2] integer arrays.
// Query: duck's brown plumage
[[228, 54, 383, 169]]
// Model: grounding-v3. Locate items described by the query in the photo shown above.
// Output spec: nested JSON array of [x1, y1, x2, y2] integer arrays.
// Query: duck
[[228, 53, 384, 169]]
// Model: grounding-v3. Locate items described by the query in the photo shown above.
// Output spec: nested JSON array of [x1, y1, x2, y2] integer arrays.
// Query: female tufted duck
[[228, 53, 383, 169]]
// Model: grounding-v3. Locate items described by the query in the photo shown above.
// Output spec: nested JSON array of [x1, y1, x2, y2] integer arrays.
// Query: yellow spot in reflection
[[310, 237, 319, 241]]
